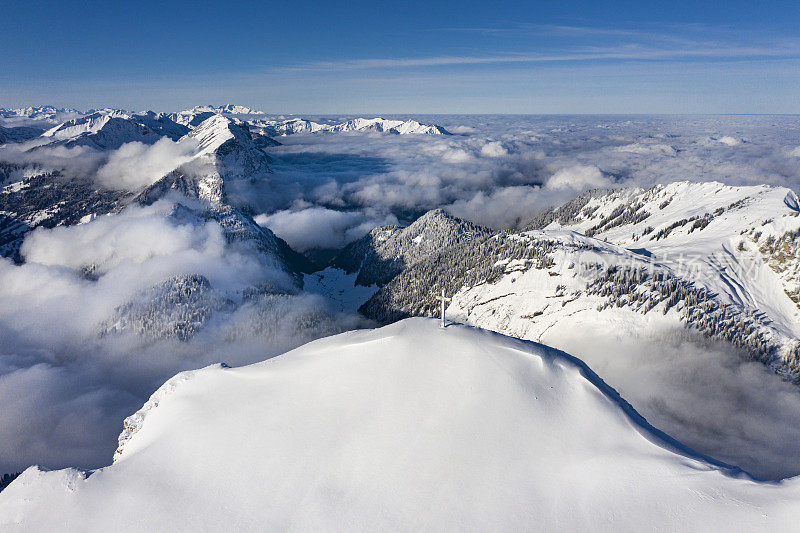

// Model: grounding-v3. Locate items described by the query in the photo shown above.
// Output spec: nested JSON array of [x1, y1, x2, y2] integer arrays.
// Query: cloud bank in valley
[[0, 136, 196, 191], [95, 137, 198, 190], [245, 114, 800, 248], [550, 323, 800, 480], [5, 114, 800, 249], [0, 199, 367, 472], [255, 206, 397, 252], [3, 114, 800, 479]]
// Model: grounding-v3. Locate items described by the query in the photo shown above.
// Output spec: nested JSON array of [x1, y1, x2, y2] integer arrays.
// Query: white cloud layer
[[255, 207, 397, 251], [95, 137, 197, 190], [545, 164, 610, 191], [0, 200, 366, 472], [3, 114, 800, 479]]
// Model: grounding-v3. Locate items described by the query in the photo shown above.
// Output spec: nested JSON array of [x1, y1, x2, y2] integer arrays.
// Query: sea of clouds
[[2, 114, 800, 478], [0, 198, 367, 472], [254, 114, 800, 250]]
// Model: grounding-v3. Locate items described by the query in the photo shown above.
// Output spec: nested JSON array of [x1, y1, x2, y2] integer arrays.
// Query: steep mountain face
[[359, 183, 800, 380], [360, 231, 558, 322], [0, 112, 309, 343], [186, 114, 270, 173], [0, 113, 285, 265], [139, 115, 273, 205], [4, 319, 799, 531], [168, 110, 216, 127], [126, 111, 190, 140], [332, 209, 491, 287], [0, 180, 311, 342]]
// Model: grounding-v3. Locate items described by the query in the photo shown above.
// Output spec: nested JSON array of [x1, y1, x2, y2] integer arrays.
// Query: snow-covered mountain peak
[[403, 207, 484, 239], [32, 110, 185, 150], [251, 116, 451, 136], [185, 114, 248, 156], [187, 104, 264, 115], [4, 318, 800, 530], [331, 208, 491, 287], [135, 114, 273, 205], [167, 105, 265, 128], [41, 111, 124, 139]]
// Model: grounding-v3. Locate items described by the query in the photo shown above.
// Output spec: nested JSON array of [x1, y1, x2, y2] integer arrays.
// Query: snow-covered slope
[[35, 111, 159, 150], [362, 183, 800, 376], [346, 183, 800, 476], [28, 110, 188, 150], [127, 111, 190, 140], [3, 318, 798, 531], [0, 172, 133, 260], [99, 274, 236, 341], [526, 182, 800, 362], [138, 114, 272, 204]]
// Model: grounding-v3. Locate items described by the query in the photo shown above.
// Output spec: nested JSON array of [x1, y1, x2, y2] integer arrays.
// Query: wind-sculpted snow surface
[[3, 319, 800, 531]]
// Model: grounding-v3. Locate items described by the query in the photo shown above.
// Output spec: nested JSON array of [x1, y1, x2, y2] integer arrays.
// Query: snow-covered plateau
[[3, 318, 800, 531]]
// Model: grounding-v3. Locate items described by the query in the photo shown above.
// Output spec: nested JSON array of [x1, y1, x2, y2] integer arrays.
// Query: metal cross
[[435, 287, 451, 328]]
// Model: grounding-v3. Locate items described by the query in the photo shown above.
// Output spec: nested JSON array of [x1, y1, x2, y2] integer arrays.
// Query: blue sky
[[2, 0, 799, 113]]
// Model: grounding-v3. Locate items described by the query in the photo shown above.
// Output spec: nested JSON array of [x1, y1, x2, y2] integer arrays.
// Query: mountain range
[[3, 107, 800, 525], [4, 114, 800, 381], [347, 182, 800, 378]]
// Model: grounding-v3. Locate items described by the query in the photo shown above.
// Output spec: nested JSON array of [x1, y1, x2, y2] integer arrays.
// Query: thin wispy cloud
[[278, 22, 800, 73], [437, 22, 785, 48], [438, 22, 697, 40], [287, 43, 800, 72]]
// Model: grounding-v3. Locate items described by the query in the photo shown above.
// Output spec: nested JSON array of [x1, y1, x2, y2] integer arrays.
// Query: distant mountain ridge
[[0, 105, 451, 137], [250, 116, 451, 136]]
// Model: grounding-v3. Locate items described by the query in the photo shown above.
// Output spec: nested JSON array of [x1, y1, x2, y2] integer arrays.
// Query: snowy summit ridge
[[3, 318, 799, 531]]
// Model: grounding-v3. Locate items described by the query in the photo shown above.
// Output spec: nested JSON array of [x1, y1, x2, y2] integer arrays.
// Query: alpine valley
[[3, 107, 800, 529]]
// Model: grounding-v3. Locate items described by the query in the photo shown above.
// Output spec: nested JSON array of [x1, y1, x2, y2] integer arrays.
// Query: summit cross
[[435, 287, 451, 328]]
